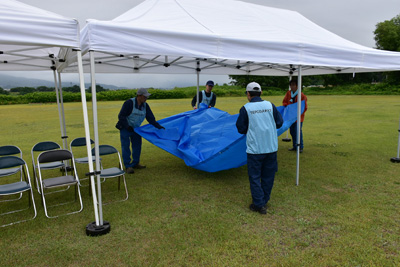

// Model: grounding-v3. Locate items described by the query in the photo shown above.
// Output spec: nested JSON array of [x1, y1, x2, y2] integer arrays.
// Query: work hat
[[137, 88, 151, 97], [206, 80, 214, 86], [246, 82, 262, 92]]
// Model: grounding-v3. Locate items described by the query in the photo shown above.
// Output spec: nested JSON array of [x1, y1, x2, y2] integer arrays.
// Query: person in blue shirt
[[191, 80, 217, 109], [236, 82, 283, 214], [116, 88, 164, 174]]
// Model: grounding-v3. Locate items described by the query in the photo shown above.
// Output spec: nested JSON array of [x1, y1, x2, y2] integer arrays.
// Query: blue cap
[[206, 80, 214, 86]]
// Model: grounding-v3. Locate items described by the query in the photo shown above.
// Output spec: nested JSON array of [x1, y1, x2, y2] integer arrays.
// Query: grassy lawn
[[1, 95, 399, 266]]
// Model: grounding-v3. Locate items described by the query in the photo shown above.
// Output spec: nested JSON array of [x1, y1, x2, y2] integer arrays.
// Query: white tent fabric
[[0, 0, 80, 71], [63, 0, 400, 75]]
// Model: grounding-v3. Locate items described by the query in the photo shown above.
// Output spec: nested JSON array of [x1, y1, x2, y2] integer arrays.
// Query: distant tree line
[[1, 84, 400, 105], [0, 84, 109, 95], [229, 72, 387, 90]]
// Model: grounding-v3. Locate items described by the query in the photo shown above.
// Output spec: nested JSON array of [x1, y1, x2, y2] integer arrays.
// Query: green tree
[[63, 85, 81, 93], [374, 14, 400, 51], [10, 86, 35, 95], [229, 75, 289, 90], [87, 84, 108, 93], [0, 87, 9, 95], [36, 86, 54, 92], [374, 14, 400, 84], [316, 73, 384, 87]]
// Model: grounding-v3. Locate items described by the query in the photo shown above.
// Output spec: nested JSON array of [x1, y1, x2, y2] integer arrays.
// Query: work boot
[[249, 204, 267, 215], [134, 163, 146, 169], [126, 167, 135, 174]]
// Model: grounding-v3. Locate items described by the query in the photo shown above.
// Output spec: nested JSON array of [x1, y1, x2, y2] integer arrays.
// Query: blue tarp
[[135, 101, 305, 172]]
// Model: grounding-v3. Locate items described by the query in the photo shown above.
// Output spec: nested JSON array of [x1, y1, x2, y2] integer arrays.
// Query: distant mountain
[[0, 73, 126, 90]]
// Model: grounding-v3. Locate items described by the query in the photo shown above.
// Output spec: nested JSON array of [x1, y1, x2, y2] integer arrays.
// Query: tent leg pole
[[196, 61, 200, 108], [57, 72, 68, 151], [53, 70, 65, 148], [75, 50, 107, 236], [282, 130, 290, 142], [83, 50, 110, 236], [282, 75, 292, 142], [89, 51, 104, 224], [390, 115, 400, 163], [296, 66, 302, 186]]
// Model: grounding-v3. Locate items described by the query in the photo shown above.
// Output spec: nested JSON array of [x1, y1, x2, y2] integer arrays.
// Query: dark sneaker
[[249, 204, 267, 215], [300, 149, 303, 153], [134, 164, 146, 169], [288, 147, 296, 151], [126, 167, 135, 174]]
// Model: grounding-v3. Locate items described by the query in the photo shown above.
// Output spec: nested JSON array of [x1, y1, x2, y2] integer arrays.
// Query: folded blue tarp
[[135, 101, 305, 172]]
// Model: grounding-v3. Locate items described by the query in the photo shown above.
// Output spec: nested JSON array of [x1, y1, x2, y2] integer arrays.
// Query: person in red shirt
[[282, 79, 308, 152]]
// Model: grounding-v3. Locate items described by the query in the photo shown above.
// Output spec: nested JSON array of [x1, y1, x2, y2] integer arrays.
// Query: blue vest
[[201, 90, 214, 106], [127, 98, 146, 128], [244, 101, 278, 154]]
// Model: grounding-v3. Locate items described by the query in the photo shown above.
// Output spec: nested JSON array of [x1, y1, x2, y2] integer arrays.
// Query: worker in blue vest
[[191, 80, 217, 109], [236, 82, 283, 214], [116, 88, 164, 174]]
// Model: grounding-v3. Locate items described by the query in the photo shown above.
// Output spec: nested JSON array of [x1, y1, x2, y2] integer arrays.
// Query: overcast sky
[[12, 0, 400, 88]]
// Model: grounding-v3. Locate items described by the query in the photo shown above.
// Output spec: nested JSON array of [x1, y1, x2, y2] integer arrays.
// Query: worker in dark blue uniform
[[191, 80, 217, 109], [116, 88, 164, 174], [236, 82, 283, 214]]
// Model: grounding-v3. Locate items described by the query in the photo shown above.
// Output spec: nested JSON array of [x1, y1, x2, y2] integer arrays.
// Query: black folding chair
[[37, 149, 83, 218], [0, 145, 24, 201], [92, 145, 128, 204], [0, 156, 37, 227], [31, 141, 65, 194]]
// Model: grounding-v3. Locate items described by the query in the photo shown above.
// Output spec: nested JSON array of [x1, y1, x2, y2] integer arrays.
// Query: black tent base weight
[[390, 157, 400, 163], [86, 221, 111, 236], [282, 138, 291, 142]]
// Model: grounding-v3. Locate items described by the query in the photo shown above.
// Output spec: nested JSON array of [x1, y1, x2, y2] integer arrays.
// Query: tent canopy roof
[[63, 0, 400, 76], [0, 0, 80, 71]]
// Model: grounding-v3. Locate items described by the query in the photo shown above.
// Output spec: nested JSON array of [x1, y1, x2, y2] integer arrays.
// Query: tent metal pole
[[296, 66, 302, 186], [89, 51, 104, 224], [396, 118, 400, 158], [76, 50, 100, 225], [53, 69, 65, 147], [390, 115, 400, 162], [196, 61, 200, 108], [57, 72, 68, 150], [282, 75, 292, 142]]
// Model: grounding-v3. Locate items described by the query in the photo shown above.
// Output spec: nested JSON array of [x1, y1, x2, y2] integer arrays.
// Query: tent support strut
[[296, 66, 302, 186]]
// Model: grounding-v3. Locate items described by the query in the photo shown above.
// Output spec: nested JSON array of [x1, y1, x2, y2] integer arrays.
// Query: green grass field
[[1, 96, 400, 266]]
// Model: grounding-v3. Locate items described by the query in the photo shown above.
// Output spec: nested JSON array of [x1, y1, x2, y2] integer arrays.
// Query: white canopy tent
[[0, 0, 104, 233], [62, 0, 400, 75], [61, 0, 400, 225]]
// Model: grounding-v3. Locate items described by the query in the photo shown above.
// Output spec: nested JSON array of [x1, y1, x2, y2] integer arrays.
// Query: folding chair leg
[[1, 190, 37, 228], [122, 175, 128, 201], [34, 169, 42, 195], [41, 187, 83, 219]]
